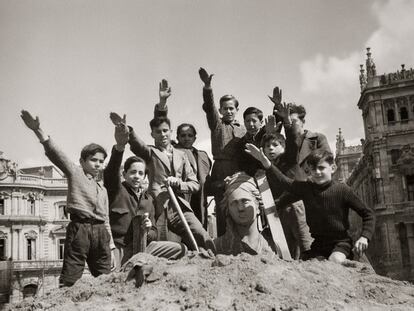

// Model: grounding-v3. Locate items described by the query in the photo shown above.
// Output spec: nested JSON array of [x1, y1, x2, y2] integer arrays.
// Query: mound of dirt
[[8, 252, 414, 311]]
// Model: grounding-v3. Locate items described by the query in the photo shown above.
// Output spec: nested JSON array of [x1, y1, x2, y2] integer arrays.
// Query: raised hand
[[264, 115, 283, 134], [245, 143, 272, 169], [21, 110, 40, 131], [274, 102, 292, 124], [268, 86, 282, 110], [199, 67, 214, 87], [159, 79, 171, 104], [110, 112, 126, 126], [114, 123, 129, 147]]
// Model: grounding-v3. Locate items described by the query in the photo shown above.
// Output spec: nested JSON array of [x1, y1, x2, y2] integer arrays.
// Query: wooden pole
[[132, 213, 148, 255], [167, 186, 199, 252]]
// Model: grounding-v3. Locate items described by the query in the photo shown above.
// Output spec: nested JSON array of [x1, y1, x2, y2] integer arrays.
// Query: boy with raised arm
[[20, 110, 115, 287], [109, 113, 214, 252], [154, 79, 212, 228], [104, 122, 187, 268], [245, 144, 376, 263], [199, 67, 246, 236]]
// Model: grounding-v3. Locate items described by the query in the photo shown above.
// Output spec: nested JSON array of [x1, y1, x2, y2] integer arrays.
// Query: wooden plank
[[255, 172, 292, 260]]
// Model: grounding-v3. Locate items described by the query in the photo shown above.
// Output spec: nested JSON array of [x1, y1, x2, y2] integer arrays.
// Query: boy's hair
[[123, 156, 147, 174], [177, 123, 197, 136], [261, 133, 286, 149], [289, 104, 306, 120], [306, 150, 334, 169], [149, 116, 171, 130], [243, 107, 264, 121], [80, 143, 107, 160], [219, 95, 239, 109]]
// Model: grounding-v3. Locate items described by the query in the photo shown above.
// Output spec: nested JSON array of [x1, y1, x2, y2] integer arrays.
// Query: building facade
[[0, 152, 69, 303], [339, 48, 414, 281]]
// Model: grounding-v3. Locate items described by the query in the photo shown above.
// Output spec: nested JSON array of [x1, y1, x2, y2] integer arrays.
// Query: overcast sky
[[1, 0, 414, 167]]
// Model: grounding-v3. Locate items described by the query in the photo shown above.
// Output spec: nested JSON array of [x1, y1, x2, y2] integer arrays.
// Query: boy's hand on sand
[[159, 79, 171, 104], [264, 115, 282, 134], [245, 144, 272, 169], [268, 86, 282, 110], [110, 112, 126, 126], [353, 236, 368, 256], [21, 110, 40, 131], [199, 67, 214, 87], [114, 123, 129, 147]]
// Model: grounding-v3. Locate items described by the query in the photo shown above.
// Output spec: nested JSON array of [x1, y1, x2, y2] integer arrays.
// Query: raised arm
[[20, 110, 75, 176], [268, 86, 284, 124], [199, 67, 220, 130], [104, 123, 129, 199], [245, 143, 305, 196], [154, 79, 171, 118], [110, 112, 152, 163]]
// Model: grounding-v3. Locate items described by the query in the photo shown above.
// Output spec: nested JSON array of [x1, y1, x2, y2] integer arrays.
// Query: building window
[[28, 199, 35, 215], [390, 149, 401, 164], [0, 239, 5, 261], [387, 109, 395, 123], [400, 107, 409, 120], [27, 238, 36, 260], [0, 198, 4, 215], [58, 204, 68, 219], [58, 239, 65, 260], [397, 223, 410, 268], [407, 175, 414, 201], [22, 284, 37, 298]]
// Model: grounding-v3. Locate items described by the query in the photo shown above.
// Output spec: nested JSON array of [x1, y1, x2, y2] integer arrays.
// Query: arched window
[[23, 284, 37, 298], [400, 107, 409, 120], [387, 109, 395, 122]]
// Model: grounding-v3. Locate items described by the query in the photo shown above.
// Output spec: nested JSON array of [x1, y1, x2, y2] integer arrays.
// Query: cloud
[[298, 0, 414, 143]]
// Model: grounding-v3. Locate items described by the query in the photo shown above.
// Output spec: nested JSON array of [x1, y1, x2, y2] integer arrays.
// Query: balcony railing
[[1, 174, 67, 188], [12, 260, 63, 270]]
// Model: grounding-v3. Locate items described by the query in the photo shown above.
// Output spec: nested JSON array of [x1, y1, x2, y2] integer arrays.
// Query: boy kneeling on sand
[[245, 144, 375, 263]]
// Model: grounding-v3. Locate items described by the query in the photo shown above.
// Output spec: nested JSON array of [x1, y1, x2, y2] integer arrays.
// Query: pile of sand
[[8, 252, 414, 310]]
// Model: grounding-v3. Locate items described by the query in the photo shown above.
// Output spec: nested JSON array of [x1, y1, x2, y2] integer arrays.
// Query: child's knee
[[328, 251, 346, 264]]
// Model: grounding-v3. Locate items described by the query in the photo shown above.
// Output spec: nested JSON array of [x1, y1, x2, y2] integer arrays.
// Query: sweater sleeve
[[265, 164, 306, 197], [343, 185, 376, 241], [128, 127, 152, 163], [202, 87, 220, 131], [41, 138, 76, 176], [103, 146, 123, 204]]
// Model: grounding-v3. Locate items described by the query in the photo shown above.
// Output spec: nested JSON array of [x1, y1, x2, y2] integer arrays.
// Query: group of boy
[[20, 67, 375, 287]]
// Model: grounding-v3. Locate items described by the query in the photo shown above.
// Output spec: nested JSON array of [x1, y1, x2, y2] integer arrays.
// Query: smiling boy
[[246, 145, 375, 263]]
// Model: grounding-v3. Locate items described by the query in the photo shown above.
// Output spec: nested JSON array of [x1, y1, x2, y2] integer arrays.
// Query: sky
[[1, 0, 414, 168]]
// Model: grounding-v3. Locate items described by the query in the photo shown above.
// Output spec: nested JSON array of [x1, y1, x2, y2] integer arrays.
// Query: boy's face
[[80, 152, 105, 177], [290, 113, 305, 134], [177, 126, 196, 149], [263, 139, 285, 161], [309, 160, 336, 185], [123, 161, 146, 191], [219, 100, 238, 123], [227, 188, 259, 226], [244, 113, 262, 136], [151, 122, 172, 148]]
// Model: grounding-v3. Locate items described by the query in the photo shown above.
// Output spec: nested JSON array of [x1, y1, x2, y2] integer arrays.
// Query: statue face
[[227, 188, 259, 226]]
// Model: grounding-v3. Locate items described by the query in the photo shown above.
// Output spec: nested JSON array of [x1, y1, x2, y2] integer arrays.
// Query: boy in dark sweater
[[245, 145, 375, 263]]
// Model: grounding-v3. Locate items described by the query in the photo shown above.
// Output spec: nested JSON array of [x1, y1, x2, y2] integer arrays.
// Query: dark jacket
[[103, 147, 158, 247]]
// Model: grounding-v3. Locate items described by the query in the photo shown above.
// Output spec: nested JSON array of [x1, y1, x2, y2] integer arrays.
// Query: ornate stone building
[[0, 152, 68, 303], [338, 48, 414, 281]]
